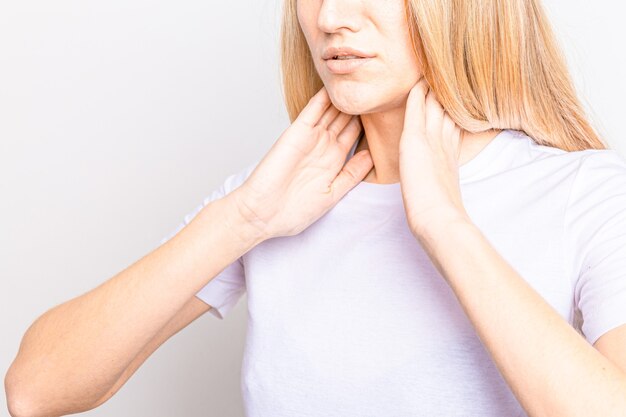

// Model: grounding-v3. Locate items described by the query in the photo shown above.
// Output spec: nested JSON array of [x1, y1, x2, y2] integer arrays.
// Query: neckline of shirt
[[345, 129, 515, 200]]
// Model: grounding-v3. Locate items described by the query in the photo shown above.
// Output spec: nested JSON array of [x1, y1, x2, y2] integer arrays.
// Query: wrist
[[218, 190, 269, 248], [411, 208, 473, 241]]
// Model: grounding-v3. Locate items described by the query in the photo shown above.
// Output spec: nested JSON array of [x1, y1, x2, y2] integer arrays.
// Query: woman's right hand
[[230, 85, 374, 240]]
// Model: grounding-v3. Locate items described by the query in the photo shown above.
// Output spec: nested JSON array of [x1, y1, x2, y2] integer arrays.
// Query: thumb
[[329, 150, 374, 200]]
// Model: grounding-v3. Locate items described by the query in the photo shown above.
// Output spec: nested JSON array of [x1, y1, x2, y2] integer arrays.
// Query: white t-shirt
[[160, 129, 626, 416]]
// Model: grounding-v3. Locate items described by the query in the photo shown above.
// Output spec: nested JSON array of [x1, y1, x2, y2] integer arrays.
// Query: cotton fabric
[[160, 129, 626, 416]]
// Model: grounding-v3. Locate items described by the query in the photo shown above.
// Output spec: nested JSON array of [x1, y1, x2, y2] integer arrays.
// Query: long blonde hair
[[280, 0, 607, 151]]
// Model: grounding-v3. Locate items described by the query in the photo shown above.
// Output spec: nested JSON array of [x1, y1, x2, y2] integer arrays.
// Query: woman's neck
[[354, 106, 502, 184]]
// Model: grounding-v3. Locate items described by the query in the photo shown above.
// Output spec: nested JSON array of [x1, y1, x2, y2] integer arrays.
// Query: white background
[[1, 1, 625, 416]]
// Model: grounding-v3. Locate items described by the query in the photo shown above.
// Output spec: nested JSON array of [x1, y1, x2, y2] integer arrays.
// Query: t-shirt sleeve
[[565, 150, 626, 345], [159, 162, 258, 320]]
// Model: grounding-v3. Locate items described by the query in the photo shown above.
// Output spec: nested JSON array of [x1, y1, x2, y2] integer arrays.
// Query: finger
[[456, 126, 464, 160], [327, 111, 352, 137], [425, 88, 444, 114], [425, 89, 445, 137], [403, 80, 429, 137], [327, 148, 374, 201], [315, 104, 340, 129], [295, 86, 332, 128], [441, 116, 462, 158], [335, 116, 363, 151], [441, 114, 456, 138]]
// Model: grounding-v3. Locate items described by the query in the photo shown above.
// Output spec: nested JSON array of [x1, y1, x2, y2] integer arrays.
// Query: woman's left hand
[[398, 76, 470, 238]]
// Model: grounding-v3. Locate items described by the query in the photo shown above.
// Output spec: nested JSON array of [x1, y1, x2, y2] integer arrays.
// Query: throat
[[353, 133, 400, 184]]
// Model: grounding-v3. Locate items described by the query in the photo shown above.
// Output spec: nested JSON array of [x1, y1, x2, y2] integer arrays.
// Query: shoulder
[[564, 148, 626, 225], [574, 148, 626, 177], [504, 129, 626, 179], [566, 149, 626, 200]]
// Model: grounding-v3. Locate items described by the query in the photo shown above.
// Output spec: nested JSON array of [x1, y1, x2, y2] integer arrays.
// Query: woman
[[6, 0, 626, 416]]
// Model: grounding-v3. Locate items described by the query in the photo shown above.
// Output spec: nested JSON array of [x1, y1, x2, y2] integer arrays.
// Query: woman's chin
[[328, 95, 373, 115], [327, 89, 402, 115]]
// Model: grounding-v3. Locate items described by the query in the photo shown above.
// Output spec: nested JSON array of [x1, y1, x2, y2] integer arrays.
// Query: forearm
[[415, 219, 626, 417], [5, 192, 263, 416]]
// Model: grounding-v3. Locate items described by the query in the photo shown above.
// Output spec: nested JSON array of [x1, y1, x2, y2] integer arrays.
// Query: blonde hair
[[280, 0, 607, 151]]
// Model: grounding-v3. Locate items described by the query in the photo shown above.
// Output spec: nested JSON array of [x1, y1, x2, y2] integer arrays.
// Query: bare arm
[[4, 192, 263, 417], [4, 85, 372, 417], [91, 296, 211, 409], [415, 219, 626, 417]]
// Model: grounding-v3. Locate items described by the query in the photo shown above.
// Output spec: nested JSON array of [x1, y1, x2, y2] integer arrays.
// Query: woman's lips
[[325, 57, 373, 75]]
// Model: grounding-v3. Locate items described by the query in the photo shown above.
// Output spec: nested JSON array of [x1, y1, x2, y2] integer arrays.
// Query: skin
[[6, 1, 626, 416], [283, 0, 626, 415], [297, 0, 502, 185]]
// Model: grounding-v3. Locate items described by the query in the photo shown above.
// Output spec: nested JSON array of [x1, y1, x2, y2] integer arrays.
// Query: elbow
[[6, 381, 73, 417], [5, 364, 54, 417], [5, 365, 77, 417], [5, 368, 37, 417], [6, 397, 33, 417], [5, 366, 103, 417]]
